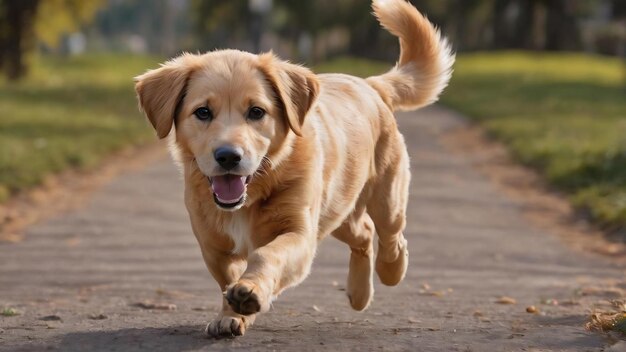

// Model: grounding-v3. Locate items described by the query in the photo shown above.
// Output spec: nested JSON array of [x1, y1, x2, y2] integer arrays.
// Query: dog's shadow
[[51, 321, 362, 351], [55, 325, 252, 352]]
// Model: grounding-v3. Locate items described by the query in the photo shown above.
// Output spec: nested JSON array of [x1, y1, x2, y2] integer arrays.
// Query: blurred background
[[2, 0, 626, 73], [0, 0, 625, 235]]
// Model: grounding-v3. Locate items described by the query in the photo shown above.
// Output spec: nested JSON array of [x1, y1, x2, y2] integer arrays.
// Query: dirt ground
[[1, 106, 624, 351]]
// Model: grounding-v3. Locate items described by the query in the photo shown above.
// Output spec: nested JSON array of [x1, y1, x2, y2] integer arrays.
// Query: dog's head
[[135, 50, 319, 211]]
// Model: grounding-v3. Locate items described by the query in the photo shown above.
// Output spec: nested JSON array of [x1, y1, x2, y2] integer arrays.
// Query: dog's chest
[[222, 212, 250, 254]]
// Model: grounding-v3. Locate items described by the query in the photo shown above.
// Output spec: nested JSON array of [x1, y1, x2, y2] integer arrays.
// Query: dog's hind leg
[[367, 143, 410, 287], [332, 208, 375, 311]]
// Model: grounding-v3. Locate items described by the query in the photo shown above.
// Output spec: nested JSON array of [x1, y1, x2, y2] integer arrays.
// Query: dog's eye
[[247, 107, 265, 121], [194, 107, 212, 121]]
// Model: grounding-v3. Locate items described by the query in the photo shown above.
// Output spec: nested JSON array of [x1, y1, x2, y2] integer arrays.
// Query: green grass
[[316, 53, 626, 230], [442, 52, 626, 230], [0, 54, 161, 202]]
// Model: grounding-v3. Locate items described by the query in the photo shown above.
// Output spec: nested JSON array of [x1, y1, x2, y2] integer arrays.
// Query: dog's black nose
[[214, 146, 242, 170]]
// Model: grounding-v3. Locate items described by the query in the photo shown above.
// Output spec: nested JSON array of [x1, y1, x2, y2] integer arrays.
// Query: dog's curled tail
[[366, 0, 454, 112]]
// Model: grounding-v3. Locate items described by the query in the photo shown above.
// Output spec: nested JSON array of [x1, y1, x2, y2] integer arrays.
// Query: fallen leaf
[[419, 290, 445, 297], [495, 296, 517, 305], [131, 301, 176, 310], [586, 312, 626, 332], [614, 315, 626, 334], [155, 288, 193, 299]]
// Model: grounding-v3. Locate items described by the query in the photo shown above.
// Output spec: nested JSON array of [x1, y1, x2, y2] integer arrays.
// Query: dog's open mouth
[[208, 175, 251, 209]]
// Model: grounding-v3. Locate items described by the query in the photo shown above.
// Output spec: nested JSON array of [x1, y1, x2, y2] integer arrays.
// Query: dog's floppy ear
[[259, 53, 319, 136], [134, 56, 194, 139]]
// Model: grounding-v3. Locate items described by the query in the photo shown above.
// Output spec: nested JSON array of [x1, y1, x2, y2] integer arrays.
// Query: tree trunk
[[0, 0, 39, 81], [512, 0, 537, 49], [492, 0, 512, 49], [545, 0, 581, 51]]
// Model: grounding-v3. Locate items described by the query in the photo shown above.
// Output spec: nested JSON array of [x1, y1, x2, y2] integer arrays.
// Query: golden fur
[[135, 0, 453, 337]]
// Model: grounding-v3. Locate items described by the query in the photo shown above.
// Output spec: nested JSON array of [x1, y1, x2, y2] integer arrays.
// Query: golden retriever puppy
[[135, 0, 453, 337]]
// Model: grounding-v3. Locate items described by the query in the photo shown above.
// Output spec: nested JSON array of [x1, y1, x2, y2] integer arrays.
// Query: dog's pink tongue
[[211, 175, 246, 203]]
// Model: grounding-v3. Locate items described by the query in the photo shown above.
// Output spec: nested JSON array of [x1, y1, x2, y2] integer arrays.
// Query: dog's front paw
[[205, 315, 253, 337], [225, 280, 269, 315]]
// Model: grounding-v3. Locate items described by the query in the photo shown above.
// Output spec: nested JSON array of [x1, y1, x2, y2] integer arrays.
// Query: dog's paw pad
[[205, 316, 246, 337], [226, 281, 263, 315]]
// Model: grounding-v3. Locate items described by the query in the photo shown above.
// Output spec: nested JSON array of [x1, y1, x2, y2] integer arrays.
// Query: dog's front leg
[[199, 245, 256, 337], [225, 230, 316, 316]]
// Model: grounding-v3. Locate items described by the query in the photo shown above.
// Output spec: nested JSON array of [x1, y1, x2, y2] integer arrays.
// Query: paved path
[[1, 106, 624, 351]]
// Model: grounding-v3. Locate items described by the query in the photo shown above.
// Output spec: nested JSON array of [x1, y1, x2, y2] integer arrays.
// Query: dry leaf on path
[[131, 301, 177, 310], [495, 296, 517, 305]]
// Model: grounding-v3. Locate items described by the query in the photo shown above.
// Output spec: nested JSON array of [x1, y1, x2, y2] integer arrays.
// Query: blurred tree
[[0, 0, 39, 81], [35, 0, 103, 49], [191, 0, 251, 51], [0, 0, 102, 80], [188, 0, 620, 61], [445, 0, 487, 51], [277, 0, 369, 61], [544, 0, 582, 51], [492, 0, 586, 51], [92, 0, 188, 55]]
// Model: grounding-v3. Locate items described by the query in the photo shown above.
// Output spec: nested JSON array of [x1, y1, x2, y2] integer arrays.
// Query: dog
[[135, 0, 453, 337]]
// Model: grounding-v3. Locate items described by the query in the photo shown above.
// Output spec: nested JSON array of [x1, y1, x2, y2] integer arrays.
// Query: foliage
[[35, 0, 103, 48], [188, 0, 625, 60], [0, 0, 104, 80], [0, 54, 160, 201]]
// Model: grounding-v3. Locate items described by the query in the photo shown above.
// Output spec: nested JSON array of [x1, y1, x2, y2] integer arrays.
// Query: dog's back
[[311, 0, 455, 239]]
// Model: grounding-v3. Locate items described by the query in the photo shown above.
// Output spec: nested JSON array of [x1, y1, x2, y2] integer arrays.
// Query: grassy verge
[[442, 52, 626, 230], [316, 53, 626, 230], [0, 54, 161, 202]]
